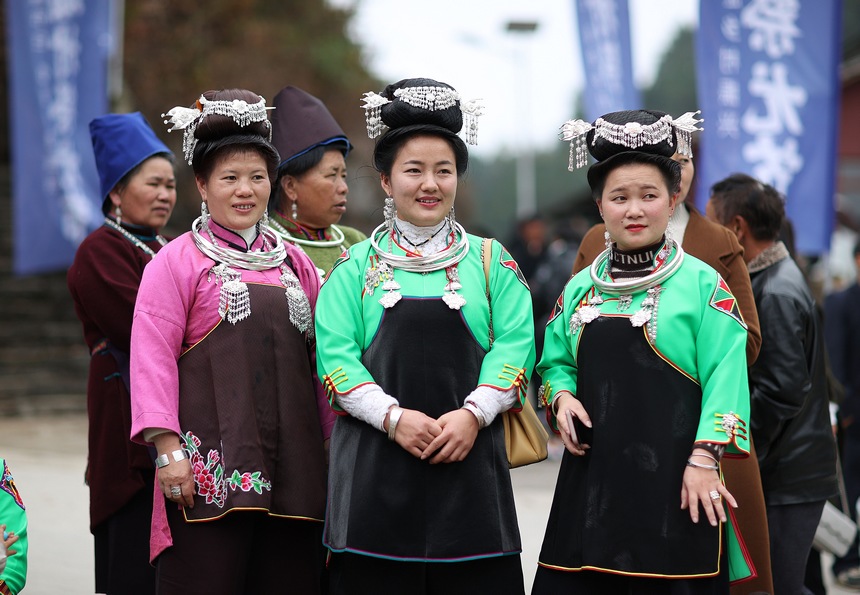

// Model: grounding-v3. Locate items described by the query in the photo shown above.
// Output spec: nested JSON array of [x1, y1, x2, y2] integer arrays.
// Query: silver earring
[[201, 201, 210, 226], [291, 200, 298, 220], [115, 205, 122, 226], [384, 196, 395, 232], [447, 206, 456, 228], [258, 210, 270, 234], [604, 229, 614, 259]]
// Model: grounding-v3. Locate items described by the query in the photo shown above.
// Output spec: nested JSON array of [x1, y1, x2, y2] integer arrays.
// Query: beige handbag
[[481, 238, 548, 468]]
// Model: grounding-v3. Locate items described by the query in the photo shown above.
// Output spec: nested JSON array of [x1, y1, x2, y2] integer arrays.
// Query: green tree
[[121, 0, 380, 231]]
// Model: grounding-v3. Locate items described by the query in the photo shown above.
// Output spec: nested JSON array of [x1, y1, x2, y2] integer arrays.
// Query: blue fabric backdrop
[[696, 0, 842, 255], [575, 0, 641, 123], [7, 0, 113, 275]]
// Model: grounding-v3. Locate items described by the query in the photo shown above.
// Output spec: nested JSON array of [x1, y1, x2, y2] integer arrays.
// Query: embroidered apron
[[177, 283, 326, 522], [539, 316, 721, 577], [325, 298, 521, 561]]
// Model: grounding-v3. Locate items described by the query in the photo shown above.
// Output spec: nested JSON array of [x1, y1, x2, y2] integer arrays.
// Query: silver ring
[[709, 490, 721, 501], [170, 486, 181, 497]]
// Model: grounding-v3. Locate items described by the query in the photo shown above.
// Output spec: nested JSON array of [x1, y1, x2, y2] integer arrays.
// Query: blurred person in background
[[268, 85, 366, 275], [67, 112, 176, 594], [824, 239, 860, 589], [570, 142, 772, 594], [707, 173, 839, 595], [131, 88, 333, 594]]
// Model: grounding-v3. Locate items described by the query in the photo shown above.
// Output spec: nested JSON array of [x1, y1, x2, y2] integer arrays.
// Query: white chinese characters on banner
[[716, 0, 807, 194], [29, 0, 94, 245], [697, 0, 840, 254]]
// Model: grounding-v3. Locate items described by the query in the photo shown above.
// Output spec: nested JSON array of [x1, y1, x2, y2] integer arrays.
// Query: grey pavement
[[0, 414, 854, 594]]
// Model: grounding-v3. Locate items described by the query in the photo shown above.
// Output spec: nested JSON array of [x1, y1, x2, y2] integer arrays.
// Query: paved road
[[0, 414, 852, 594]]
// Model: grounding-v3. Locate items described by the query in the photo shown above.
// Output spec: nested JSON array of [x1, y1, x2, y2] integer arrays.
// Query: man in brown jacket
[[569, 153, 773, 595]]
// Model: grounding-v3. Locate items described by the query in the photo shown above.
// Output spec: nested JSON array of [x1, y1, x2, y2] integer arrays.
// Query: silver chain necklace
[[103, 217, 167, 257]]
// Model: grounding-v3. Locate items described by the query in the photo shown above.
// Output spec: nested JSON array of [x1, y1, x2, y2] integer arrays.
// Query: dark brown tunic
[[177, 283, 326, 522]]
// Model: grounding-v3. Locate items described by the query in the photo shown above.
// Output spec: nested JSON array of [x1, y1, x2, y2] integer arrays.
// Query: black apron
[[177, 283, 326, 523], [325, 298, 521, 560], [539, 316, 722, 578]]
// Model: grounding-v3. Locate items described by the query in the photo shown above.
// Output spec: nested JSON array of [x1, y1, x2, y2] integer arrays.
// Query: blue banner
[[6, 0, 114, 275], [575, 0, 641, 122], [695, 0, 842, 255]]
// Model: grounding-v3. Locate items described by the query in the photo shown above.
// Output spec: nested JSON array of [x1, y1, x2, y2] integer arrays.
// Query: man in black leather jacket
[[707, 173, 839, 595]]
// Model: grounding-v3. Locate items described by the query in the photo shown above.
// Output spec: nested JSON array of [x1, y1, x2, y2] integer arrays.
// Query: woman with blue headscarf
[[67, 112, 176, 594]]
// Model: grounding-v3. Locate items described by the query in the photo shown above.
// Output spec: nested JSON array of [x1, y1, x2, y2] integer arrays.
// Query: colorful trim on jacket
[[0, 460, 24, 510]]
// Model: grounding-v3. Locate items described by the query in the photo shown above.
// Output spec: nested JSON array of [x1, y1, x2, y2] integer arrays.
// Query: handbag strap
[[481, 238, 494, 347]]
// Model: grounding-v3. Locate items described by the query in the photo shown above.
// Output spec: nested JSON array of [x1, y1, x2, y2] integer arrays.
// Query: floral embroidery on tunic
[[182, 431, 272, 508]]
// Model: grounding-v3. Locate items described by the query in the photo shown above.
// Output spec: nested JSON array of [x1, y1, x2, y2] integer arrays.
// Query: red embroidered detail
[[710, 275, 747, 329], [0, 460, 24, 510], [182, 431, 271, 508], [499, 248, 530, 289]]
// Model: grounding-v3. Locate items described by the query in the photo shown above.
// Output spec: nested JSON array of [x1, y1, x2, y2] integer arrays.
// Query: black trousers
[[327, 551, 525, 595], [156, 504, 324, 595], [93, 475, 155, 595], [766, 500, 826, 595]]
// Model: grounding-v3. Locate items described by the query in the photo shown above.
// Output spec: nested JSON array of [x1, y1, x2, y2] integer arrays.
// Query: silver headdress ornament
[[162, 95, 275, 164], [361, 87, 484, 145], [559, 111, 704, 172]]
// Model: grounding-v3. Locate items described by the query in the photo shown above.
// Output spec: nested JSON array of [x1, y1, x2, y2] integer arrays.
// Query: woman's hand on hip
[[422, 409, 479, 464], [391, 409, 443, 459]]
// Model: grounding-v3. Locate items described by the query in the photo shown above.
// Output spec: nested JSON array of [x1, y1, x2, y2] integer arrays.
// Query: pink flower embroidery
[[181, 431, 271, 509]]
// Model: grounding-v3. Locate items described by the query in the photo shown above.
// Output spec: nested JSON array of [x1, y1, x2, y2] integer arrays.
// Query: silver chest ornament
[[569, 285, 665, 342]]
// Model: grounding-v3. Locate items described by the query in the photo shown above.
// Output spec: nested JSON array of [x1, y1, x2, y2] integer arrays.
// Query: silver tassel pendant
[[280, 269, 313, 337], [379, 277, 402, 309], [376, 262, 401, 309], [442, 265, 466, 310], [209, 264, 250, 325]]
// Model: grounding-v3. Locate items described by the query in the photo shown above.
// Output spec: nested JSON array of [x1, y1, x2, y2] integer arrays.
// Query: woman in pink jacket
[[129, 88, 334, 595]]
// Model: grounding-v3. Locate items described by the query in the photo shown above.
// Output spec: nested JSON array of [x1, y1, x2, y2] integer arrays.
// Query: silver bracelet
[[690, 452, 718, 463], [686, 459, 719, 471], [387, 407, 404, 441], [155, 449, 188, 469]]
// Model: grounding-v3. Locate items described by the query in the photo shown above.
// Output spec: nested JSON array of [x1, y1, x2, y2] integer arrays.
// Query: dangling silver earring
[[604, 230, 614, 260], [258, 210, 270, 234], [201, 201, 210, 227], [115, 205, 122, 226], [384, 196, 395, 232], [291, 200, 298, 220], [447, 206, 456, 228]]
